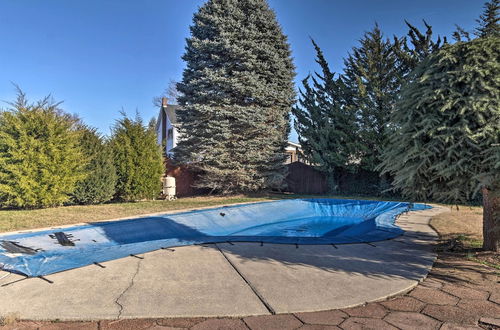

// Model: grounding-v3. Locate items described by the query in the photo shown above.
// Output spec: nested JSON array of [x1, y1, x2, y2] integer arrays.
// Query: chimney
[[161, 97, 168, 107]]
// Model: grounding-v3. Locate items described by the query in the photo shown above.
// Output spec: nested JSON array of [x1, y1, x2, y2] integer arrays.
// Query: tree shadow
[[199, 229, 439, 282]]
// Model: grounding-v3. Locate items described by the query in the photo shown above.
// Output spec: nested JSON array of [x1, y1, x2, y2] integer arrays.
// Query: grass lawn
[[0, 195, 275, 233]]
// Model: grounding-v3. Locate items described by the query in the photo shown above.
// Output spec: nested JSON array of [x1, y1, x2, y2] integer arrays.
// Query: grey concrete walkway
[[0, 206, 446, 321]]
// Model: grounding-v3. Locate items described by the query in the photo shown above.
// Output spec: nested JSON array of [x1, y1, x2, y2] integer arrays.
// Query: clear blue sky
[[0, 0, 483, 140]]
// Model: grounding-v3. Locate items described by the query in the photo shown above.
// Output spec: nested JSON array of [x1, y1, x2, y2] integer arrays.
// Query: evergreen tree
[[475, 0, 500, 37], [452, 25, 471, 42], [343, 24, 400, 175], [379, 37, 500, 251], [110, 113, 164, 201], [393, 21, 446, 77], [0, 90, 87, 208], [72, 126, 117, 204], [175, 0, 296, 193], [293, 40, 359, 192]]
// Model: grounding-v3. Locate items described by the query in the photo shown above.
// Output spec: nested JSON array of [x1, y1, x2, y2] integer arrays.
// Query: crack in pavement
[[114, 256, 143, 319]]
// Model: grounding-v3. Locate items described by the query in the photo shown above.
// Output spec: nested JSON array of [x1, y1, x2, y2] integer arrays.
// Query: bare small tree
[[153, 79, 181, 107]]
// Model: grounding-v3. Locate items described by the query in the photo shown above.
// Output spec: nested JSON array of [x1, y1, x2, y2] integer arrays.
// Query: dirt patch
[[431, 206, 499, 269]]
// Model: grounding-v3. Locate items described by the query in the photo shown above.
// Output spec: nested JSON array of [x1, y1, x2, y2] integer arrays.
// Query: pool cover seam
[[214, 243, 276, 315]]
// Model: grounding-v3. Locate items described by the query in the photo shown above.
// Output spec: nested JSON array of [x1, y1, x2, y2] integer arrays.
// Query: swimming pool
[[0, 199, 430, 277]]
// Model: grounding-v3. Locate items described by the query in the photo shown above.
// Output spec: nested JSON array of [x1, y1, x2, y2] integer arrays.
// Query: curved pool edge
[[0, 198, 433, 277]]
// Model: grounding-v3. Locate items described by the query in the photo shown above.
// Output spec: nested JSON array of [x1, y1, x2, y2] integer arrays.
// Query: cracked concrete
[[0, 206, 446, 321], [114, 256, 143, 319], [0, 253, 139, 320]]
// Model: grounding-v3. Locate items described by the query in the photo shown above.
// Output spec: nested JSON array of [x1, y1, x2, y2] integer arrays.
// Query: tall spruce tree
[[379, 37, 500, 251], [175, 0, 296, 193], [475, 0, 500, 37], [293, 40, 359, 192], [343, 24, 400, 179]]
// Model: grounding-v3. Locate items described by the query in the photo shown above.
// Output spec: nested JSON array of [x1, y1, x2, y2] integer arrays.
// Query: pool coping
[[0, 199, 282, 237], [1, 197, 425, 237]]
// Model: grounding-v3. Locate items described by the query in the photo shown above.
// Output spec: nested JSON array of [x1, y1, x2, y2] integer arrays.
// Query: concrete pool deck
[[0, 205, 446, 321]]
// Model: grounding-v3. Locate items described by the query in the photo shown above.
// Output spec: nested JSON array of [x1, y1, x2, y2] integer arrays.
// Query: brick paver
[[2, 255, 498, 330], [380, 296, 426, 312], [422, 305, 478, 325], [339, 317, 398, 330], [479, 317, 500, 328], [155, 318, 206, 328], [342, 303, 388, 318], [440, 323, 482, 330], [441, 284, 490, 300], [299, 325, 342, 330], [294, 310, 347, 325], [409, 286, 460, 305], [457, 299, 500, 318], [190, 318, 248, 330], [243, 314, 303, 330], [100, 319, 157, 329], [384, 311, 441, 329], [489, 292, 500, 305]]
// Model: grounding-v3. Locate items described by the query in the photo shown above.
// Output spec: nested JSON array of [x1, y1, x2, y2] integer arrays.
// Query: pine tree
[[475, 0, 500, 37], [452, 25, 471, 42], [393, 21, 446, 77], [0, 90, 87, 208], [343, 24, 400, 176], [293, 40, 359, 192], [110, 113, 164, 201], [379, 37, 500, 251], [175, 0, 296, 193], [72, 126, 117, 204]]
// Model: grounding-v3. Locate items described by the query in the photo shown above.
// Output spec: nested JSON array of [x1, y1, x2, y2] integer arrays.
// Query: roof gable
[[165, 105, 179, 125]]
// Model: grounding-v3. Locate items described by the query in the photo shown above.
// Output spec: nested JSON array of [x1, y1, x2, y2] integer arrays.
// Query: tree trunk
[[326, 172, 338, 194], [482, 186, 500, 252]]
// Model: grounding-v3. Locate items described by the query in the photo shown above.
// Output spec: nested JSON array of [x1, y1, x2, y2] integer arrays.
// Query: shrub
[[110, 113, 164, 201], [0, 90, 87, 208], [72, 126, 117, 204]]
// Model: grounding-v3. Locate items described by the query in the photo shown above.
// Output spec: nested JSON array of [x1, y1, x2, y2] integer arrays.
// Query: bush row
[[0, 90, 164, 209]]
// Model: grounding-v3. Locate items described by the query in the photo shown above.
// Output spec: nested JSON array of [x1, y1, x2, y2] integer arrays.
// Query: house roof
[[164, 105, 180, 125], [285, 141, 302, 151]]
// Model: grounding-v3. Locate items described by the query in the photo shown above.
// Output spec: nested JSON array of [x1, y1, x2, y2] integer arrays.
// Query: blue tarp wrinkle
[[0, 198, 430, 277]]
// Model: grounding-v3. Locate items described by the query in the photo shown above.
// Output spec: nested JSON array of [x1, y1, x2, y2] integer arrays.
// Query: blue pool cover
[[0, 199, 430, 277]]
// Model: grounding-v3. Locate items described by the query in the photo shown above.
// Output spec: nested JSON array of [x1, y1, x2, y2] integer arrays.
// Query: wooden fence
[[284, 162, 328, 194]]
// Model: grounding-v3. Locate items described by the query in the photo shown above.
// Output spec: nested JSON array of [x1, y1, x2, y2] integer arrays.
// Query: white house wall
[[166, 115, 176, 156]]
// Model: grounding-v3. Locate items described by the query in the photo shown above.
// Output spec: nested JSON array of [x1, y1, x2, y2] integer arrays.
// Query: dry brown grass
[[431, 205, 499, 268], [0, 312, 20, 326], [431, 205, 483, 248], [0, 195, 274, 233]]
